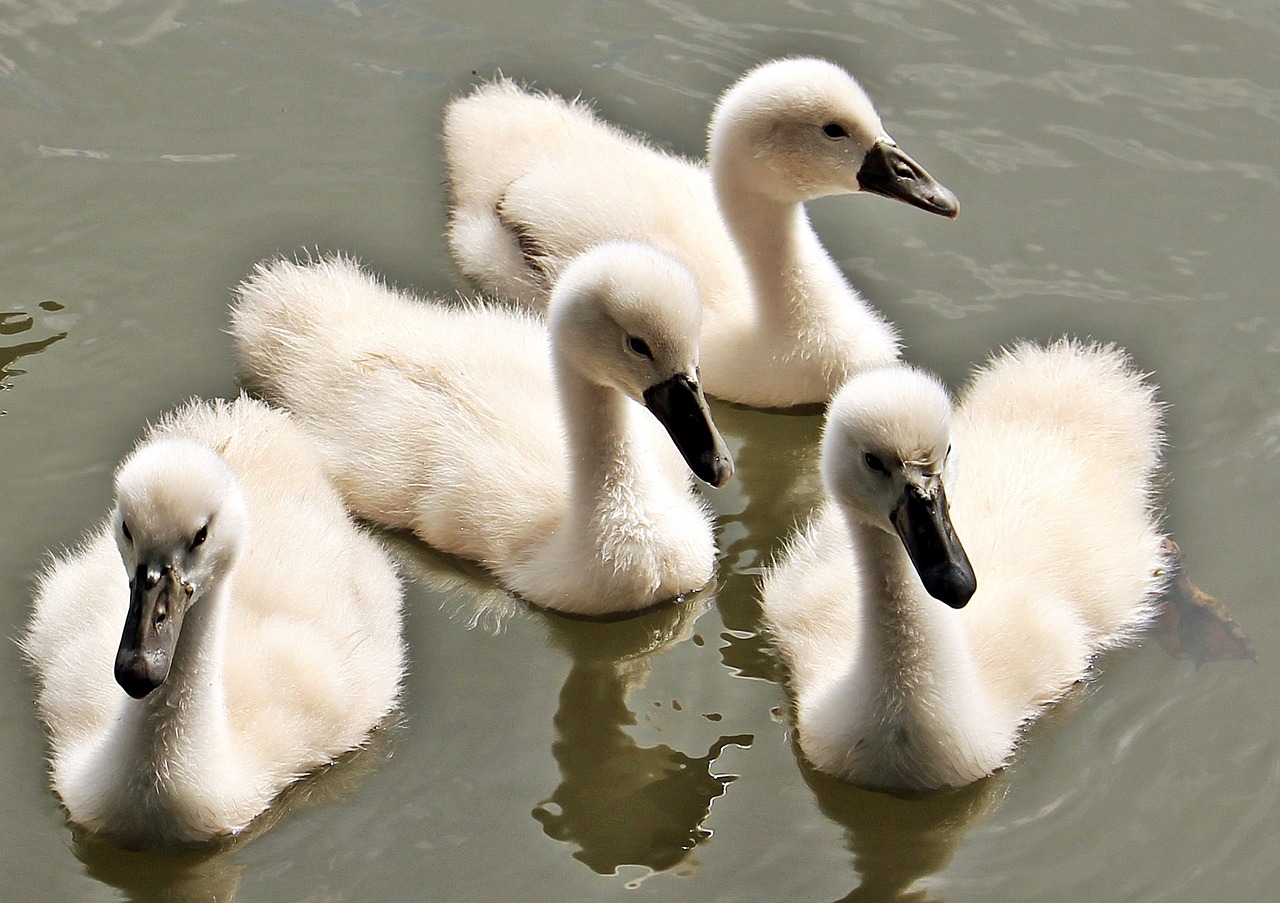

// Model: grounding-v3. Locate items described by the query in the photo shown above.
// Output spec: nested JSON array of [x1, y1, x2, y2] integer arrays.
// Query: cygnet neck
[[119, 568, 234, 771], [709, 135, 899, 376], [552, 355, 654, 519], [841, 509, 1020, 789], [848, 516, 969, 673], [711, 152, 817, 331]]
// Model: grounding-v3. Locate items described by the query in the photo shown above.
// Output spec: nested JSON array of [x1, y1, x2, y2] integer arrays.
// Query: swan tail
[[961, 338, 1170, 644], [964, 338, 1164, 480], [230, 254, 390, 406], [443, 78, 596, 210], [445, 202, 554, 309], [443, 78, 594, 307]]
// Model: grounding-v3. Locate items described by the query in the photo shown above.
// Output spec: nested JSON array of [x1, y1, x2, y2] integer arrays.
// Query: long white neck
[[80, 572, 238, 843], [139, 576, 233, 753], [712, 160, 820, 332], [713, 152, 893, 339], [554, 357, 658, 523], [841, 512, 1010, 789]]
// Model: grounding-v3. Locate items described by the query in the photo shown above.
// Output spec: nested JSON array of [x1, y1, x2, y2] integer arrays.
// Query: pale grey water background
[[2, 1, 1277, 901]]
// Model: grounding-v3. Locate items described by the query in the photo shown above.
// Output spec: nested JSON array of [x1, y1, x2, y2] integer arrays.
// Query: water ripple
[[1184, 0, 1280, 37], [0, 0, 187, 46], [34, 144, 110, 160], [848, 0, 959, 44], [935, 127, 1075, 174], [938, 251, 1192, 308], [1033, 59, 1280, 118], [636, 0, 868, 83], [158, 152, 237, 163], [895, 62, 1017, 99], [30, 143, 239, 163], [1045, 125, 1280, 187]]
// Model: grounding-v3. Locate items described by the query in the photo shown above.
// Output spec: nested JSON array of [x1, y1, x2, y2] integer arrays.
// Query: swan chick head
[[823, 366, 976, 608], [709, 57, 958, 216], [111, 437, 249, 698], [548, 241, 734, 487]]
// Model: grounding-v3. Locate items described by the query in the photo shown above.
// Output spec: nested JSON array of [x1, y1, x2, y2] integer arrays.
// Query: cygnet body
[[230, 242, 732, 616], [22, 396, 406, 847], [761, 341, 1168, 791], [443, 57, 958, 408]]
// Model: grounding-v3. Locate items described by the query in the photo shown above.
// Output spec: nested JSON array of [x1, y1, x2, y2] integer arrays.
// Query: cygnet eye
[[822, 122, 849, 140], [864, 452, 889, 475], [627, 336, 654, 360], [121, 520, 132, 543], [189, 523, 209, 552]]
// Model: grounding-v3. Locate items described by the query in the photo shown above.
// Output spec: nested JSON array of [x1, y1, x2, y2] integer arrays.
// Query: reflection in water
[[385, 530, 532, 632], [390, 535, 754, 877], [535, 605, 752, 876], [801, 760, 1003, 903], [1, 301, 67, 402], [709, 400, 824, 682], [76, 840, 246, 903]]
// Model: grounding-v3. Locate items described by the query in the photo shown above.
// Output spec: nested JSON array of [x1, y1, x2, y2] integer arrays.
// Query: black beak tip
[[114, 657, 164, 699], [933, 188, 960, 219], [643, 374, 734, 489], [116, 673, 160, 699], [929, 568, 977, 609], [699, 452, 734, 488]]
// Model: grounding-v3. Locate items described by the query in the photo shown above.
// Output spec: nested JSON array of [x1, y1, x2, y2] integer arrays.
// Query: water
[[2, 1, 1277, 900]]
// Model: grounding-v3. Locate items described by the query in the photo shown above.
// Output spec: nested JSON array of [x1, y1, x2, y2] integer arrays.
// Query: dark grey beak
[[890, 483, 976, 608], [857, 140, 960, 219], [642, 373, 734, 488], [115, 560, 190, 699]]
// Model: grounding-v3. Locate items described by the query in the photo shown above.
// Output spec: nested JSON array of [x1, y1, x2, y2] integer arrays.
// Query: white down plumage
[[22, 396, 406, 847], [443, 57, 959, 408], [761, 340, 1169, 791], [230, 242, 732, 616]]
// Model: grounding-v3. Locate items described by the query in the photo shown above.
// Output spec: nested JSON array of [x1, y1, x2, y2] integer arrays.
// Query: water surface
[[2, 2, 1277, 901]]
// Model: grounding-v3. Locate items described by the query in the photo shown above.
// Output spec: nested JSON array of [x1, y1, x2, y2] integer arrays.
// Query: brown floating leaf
[[1154, 538, 1256, 666]]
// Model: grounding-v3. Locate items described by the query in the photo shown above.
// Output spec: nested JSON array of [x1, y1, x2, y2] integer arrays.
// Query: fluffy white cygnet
[[22, 396, 406, 847], [230, 242, 732, 616], [443, 57, 958, 408], [761, 340, 1169, 791]]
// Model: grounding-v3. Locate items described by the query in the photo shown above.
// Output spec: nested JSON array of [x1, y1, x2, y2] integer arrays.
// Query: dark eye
[[822, 122, 849, 139], [945, 444, 952, 459], [190, 523, 208, 551], [121, 520, 132, 543], [864, 452, 888, 475], [627, 336, 654, 360]]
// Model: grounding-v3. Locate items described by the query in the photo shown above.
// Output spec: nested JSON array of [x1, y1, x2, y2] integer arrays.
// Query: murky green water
[[3, 1, 1277, 901]]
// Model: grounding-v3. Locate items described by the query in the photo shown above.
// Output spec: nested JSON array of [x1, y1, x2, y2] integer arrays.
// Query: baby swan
[[230, 242, 733, 617], [761, 341, 1169, 792], [21, 396, 406, 847], [443, 57, 959, 409]]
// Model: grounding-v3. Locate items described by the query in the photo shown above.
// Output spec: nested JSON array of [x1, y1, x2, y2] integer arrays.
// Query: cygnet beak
[[890, 482, 976, 608], [115, 559, 192, 698], [642, 372, 735, 488], [857, 140, 960, 219]]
